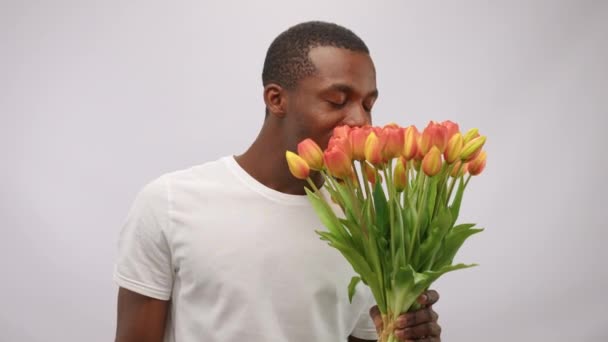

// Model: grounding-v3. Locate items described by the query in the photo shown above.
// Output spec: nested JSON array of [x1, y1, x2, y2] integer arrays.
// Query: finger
[[369, 305, 384, 333], [395, 322, 442, 339], [394, 307, 438, 328], [418, 289, 440, 306]]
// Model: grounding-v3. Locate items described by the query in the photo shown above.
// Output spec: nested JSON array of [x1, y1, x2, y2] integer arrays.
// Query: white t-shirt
[[114, 155, 378, 341]]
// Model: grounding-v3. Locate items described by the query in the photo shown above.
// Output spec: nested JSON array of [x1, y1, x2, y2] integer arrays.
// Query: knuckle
[[430, 322, 441, 335], [369, 305, 380, 317]]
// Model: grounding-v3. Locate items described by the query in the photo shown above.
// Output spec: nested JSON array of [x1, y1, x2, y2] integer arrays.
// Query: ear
[[263, 83, 287, 118]]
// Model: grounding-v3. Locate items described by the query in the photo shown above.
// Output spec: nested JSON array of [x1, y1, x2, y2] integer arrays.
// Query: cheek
[[300, 111, 344, 149]]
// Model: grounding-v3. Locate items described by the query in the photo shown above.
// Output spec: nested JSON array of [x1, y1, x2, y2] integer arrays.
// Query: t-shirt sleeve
[[350, 291, 379, 340], [113, 176, 173, 300]]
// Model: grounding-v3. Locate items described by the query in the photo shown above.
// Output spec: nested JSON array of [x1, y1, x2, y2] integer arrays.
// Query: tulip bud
[[349, 126, 371, 161], [463, 128, 480, 144], [441, 120, 460, 140], [363, 161, 381, 185], [328, 136, 353, 159], [402, 125, 419, 161], [333, 125, 351, 138], [460, 136, 486, 161], [297, 138, 324, 170], [444, 133, 464, 164], [364, 132, 384, 166], [380, 125, 404, 160], [324, 146, 353, 179], [363, 162, 375, 184], [420, 121, 449, 155], [393, 157, 408, 192], [468, 150, 487, 176], [450, 160, 468, 178], [285, 151, 310, 180], [422, 146, 443, 177]]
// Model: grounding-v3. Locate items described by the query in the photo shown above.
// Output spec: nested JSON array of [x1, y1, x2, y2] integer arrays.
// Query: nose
[[342, 104, 371, 127]]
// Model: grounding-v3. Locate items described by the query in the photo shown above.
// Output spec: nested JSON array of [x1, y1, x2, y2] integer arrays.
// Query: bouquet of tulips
[[285, 121, 487, 342]]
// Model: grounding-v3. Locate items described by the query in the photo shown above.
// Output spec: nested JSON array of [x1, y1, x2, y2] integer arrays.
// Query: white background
[[2, 0, 607, 341]]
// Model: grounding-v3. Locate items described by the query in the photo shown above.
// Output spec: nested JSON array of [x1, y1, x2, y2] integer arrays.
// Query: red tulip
[[349, 126, 371, 161], [285, 151, 310, 179], [328, 136, 353, 159], [420, 121, 449, 154], [380, 124, 404, 160], [441, 120, 460, 140], [297, 138, 324, 170], [333, 125, 352, 139], [422, 146, 443, 177], [324, 146, 353, 179]]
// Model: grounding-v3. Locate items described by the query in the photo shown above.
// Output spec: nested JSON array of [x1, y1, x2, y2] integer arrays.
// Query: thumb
[[369, 305, 384, 334]]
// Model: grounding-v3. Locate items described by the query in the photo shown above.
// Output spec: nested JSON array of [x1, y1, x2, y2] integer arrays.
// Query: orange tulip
[[363, 161, 381, 185], [441, 120, 460, 140], [422, 146, 443, 177], [468, 150, 487, 176], [460, 135, 486, 161], [328, 136, 353, 159], [402, 125, 419, 161], [286, 151, 310, 179], [324, 146, 353, 179], [420, 121, 448, 154], [333, 125, 351, 139], [393, 157, 408, 192], [444, 133, 464, 164], [364, 132, 384, 166], [297, 138, 324, 170], [380, 124, 404, 160], [450, 160, 468, 178], [349, 126, 371, 161]]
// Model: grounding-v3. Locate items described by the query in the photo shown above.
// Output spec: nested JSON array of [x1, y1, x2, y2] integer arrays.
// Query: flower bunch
[[286, 121, 487, 342]]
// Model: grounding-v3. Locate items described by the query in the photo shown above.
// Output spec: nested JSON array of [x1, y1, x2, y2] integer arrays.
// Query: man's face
[[283, 46, 378, 150]]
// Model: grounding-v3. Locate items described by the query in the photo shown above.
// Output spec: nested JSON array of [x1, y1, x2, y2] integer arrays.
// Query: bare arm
[[115, 287, 170, 342]]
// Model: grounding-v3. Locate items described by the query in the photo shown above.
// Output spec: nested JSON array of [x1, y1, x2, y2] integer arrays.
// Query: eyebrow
[[325, 83, 379, 98]]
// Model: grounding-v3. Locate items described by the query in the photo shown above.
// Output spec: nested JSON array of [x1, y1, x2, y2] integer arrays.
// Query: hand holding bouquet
[[286, 121, 487, 342]]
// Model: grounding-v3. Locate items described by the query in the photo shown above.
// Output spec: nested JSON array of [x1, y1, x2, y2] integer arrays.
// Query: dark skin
[[115, 46, 441, 342]]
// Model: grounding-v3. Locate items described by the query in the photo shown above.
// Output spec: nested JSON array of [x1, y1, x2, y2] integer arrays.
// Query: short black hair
[[262, 21, 369, 90]]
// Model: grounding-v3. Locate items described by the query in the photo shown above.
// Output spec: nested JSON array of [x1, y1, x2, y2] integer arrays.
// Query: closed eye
[[327, 100, 347, 109]]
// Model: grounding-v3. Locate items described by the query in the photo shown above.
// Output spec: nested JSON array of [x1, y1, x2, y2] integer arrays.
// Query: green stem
[[305, 178, 321, 194], [359, 161, 373, 200], [351, 161, 364, 201], [446, 162, 464, 205], [408, 173, 428, 263]]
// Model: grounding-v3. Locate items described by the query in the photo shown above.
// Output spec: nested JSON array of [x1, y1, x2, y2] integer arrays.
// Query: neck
[[234, 120, 323, 196]]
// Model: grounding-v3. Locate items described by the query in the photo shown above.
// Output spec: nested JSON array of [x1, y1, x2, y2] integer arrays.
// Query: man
[[114, 21, 441, 342]]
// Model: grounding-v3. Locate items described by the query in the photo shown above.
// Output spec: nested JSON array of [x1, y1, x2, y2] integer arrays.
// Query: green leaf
[[449, 176, 466, 226], [373, 182, 389, 237], [348, 276, 362, 303], [433, 226, 484, 268], [305, 188, 349, 242], [418, 207, 453, 270], [426, 176, 439, 219]]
